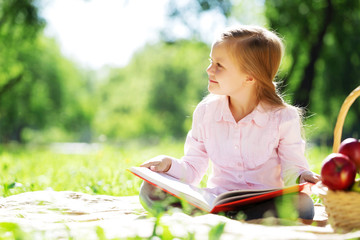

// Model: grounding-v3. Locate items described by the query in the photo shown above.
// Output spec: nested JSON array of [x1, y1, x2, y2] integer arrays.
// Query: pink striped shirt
[[167, 95, 309, 195]]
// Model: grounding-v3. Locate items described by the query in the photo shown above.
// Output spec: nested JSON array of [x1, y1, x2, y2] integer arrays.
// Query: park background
[[0, 0, 360, 197]]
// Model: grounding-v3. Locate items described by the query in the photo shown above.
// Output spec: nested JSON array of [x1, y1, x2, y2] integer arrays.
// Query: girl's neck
[[228, 94, 258, 123]]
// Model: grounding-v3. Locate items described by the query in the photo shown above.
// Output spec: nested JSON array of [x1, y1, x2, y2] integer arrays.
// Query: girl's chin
[[208, 85, 220, 94]]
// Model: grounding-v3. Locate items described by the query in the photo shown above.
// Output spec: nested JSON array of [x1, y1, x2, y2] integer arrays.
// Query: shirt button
[[234, 145, 239, 149]]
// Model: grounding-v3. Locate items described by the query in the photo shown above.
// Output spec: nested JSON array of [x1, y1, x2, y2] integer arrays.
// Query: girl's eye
[[209, 58, 223, 69]]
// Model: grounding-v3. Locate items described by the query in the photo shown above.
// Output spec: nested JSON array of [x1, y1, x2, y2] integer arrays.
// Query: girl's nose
[[206, 63, 214, 75]]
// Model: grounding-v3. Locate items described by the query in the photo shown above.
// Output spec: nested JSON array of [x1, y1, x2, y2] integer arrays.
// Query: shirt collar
[[215, 96, 233, 122], [215, 96, 269, 127]]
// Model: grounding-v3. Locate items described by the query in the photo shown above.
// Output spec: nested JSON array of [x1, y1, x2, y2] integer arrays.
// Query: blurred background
[[1, 0, 359, 147]]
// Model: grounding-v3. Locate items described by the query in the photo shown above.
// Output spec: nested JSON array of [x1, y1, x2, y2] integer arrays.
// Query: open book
[[129, 166, 310, 213]]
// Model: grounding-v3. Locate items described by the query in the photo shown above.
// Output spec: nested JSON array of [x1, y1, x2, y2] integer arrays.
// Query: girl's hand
[[140, 155, 173, 172], [299, 170, 321, 184]]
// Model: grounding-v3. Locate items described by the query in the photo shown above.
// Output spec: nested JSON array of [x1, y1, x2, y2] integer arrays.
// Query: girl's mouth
[[209, 79, 218, 83]]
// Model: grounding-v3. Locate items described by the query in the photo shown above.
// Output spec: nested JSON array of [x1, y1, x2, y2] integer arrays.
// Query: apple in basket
[[339, 138, 360, 172], [321, 153, 357, 190]]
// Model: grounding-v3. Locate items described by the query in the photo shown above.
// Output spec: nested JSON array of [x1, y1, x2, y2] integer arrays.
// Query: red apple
[[321, 153, 357, 190], [339, 138, 360, 172]]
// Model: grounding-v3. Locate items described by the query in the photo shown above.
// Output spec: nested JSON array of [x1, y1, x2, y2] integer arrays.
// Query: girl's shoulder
[[195, 94, 223, 109], [193, 94, 225, 120], [200, 93, 224, 104], [268, 103, 302, 123]]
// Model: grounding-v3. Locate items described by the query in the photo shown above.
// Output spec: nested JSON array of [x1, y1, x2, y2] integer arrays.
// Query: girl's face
[[206, 42, 252, 97]]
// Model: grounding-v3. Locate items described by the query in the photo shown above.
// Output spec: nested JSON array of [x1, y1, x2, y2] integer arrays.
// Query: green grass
[[0, 140, 330, 198], [305, 144, 331, 174], [0, 140, 329, 198], [0, 140, 185, 198]]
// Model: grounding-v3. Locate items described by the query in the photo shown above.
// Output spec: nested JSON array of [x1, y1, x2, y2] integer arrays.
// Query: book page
[[129, 167, 217, 212], [211, 184, 304, 213], [213, 183, 304, 206], [214, 188, 279, 206]]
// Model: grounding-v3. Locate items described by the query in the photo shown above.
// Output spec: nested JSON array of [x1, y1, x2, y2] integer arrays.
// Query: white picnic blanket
[[0, 191, 358, 239]]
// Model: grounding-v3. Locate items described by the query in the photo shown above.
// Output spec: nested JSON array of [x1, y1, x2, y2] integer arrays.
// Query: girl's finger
[[140, 161, 159, 168]]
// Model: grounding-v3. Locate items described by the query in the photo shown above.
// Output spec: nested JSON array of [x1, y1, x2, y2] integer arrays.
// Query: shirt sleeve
[[278, 107, 310, 186], [166, 102, 210, 185]]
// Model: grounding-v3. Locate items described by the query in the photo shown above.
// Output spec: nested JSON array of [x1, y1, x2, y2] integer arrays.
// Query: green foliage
[[265, 0, 360, 142], [0, 35, 95, 143], [95, 40, 209, 141], [163, 0, 231, 42], [0, 0, 95, 143], [0, 0, 44, 142], [0, 222, 28, 240], [2, 0, 358, 144], [208, 222, 226, 240], [0, 0, 45, 79], [274, 194, 299, 221]]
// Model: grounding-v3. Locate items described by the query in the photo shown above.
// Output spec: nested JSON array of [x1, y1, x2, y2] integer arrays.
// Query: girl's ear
[[245, 75, 256, 84]]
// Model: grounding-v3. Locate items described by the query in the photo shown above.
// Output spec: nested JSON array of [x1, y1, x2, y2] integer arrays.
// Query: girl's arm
[[278, 107, 320, 185], [167, 127, 210, 185], [167, 102, 210, 185]]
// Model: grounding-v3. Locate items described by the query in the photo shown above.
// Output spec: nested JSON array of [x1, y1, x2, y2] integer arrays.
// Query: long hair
[[215, 26, 286, 108]]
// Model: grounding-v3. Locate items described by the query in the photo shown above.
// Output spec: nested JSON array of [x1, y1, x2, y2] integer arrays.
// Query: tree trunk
[[0, 74, 23, 99], [293, 0, 333, 108]]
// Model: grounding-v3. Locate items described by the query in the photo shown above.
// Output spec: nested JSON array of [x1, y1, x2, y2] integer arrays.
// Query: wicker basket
[[318, 85, 360, 233]]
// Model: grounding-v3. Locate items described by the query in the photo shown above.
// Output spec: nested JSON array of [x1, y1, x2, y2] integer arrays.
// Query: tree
[[95, 41, 210, 141], [0, 35, 95, 143], [265, 0, 333, 107], [0, 0, 45, 98], [161, 0, 232, 42], [265, 0, 360, 140], [0, 0, 96, 143]]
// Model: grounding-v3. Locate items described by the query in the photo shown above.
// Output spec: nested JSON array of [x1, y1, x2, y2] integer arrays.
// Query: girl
[[140, 25, 321, 220]]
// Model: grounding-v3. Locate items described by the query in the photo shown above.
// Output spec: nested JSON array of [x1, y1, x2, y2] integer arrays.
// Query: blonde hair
[[215, 25, 285, 108]]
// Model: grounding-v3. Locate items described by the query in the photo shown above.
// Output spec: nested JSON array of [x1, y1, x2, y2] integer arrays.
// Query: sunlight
[[41, 0, 169, 69]]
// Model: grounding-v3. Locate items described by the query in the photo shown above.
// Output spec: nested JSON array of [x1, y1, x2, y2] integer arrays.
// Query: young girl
[[140, 25, 321, 220]]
